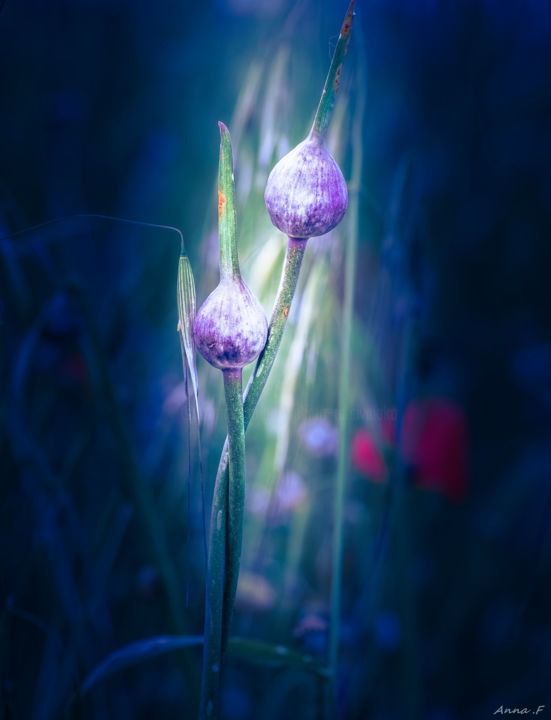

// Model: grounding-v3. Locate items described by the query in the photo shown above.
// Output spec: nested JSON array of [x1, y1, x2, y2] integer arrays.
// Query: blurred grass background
[[1, 0, 551, 718]]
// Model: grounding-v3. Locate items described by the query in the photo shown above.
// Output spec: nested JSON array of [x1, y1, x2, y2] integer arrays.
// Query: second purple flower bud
[[264, 131, 348, 240]]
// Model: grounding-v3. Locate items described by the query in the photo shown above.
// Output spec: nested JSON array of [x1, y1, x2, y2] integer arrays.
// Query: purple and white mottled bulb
[[264, 133, 348, 239], [193, 278, 268, 371]]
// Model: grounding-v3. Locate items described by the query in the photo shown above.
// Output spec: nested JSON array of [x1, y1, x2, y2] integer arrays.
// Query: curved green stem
[[311, 0, 356, 140], [244, 237, 307, 426]]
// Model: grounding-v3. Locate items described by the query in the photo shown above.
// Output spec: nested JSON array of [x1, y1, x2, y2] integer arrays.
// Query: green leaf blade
[[177, 252, 200, 422], [311, 0, 356, 139]]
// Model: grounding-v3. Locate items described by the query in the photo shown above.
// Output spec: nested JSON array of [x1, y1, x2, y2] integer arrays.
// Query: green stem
[[217, 121, 239, 282], [243, 237, 307, 426], [213, 237, 307, 645], [221, 369, 246, 652], [311, 0, 356, 140], [218, 235, 304, 477], [199, 369, 245, 720], [199, 471, 227, 720]]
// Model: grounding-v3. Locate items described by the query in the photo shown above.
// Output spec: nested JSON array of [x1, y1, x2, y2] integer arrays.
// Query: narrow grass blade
[[229, 59, 264, 154], [80, 635, 204, 696], [258, 46, 290, 169], [177, 250, 200, 424], [77, 633, 327, 702], [329, 14, 365, 713], [0, 213, 184, 247]]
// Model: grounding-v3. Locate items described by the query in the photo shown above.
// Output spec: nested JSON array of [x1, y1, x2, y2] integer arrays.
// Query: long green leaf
[[79, 634, 328, 699], [81, 635, 204, 696]]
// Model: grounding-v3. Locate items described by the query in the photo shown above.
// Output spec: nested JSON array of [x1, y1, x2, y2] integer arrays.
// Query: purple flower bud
[[264, 133, 348, 239], [193, 278, 268, 371]]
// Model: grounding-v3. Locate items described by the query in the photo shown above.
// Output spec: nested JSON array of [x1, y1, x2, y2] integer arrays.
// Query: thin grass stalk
[[328, 42, 366, 718], [393, 266, 422, 720], [283, 504, 310, 600], [311, 0, 356, 140], [0, 213, 185, 247], [258, 45, 290, 170]]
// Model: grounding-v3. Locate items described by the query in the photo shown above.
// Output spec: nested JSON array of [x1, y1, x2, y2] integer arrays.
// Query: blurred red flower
[[401, 398, 469, 503], [351, 428, 387, 482], [351, 398, 470, 503]]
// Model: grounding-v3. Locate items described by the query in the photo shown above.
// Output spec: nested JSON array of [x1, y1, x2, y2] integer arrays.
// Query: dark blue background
[[1, 1, 550, 718]]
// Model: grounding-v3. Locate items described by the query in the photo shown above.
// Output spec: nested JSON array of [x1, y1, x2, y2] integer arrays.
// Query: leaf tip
[[218, 120, 230, 138], [341, 0, 356, 39]]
